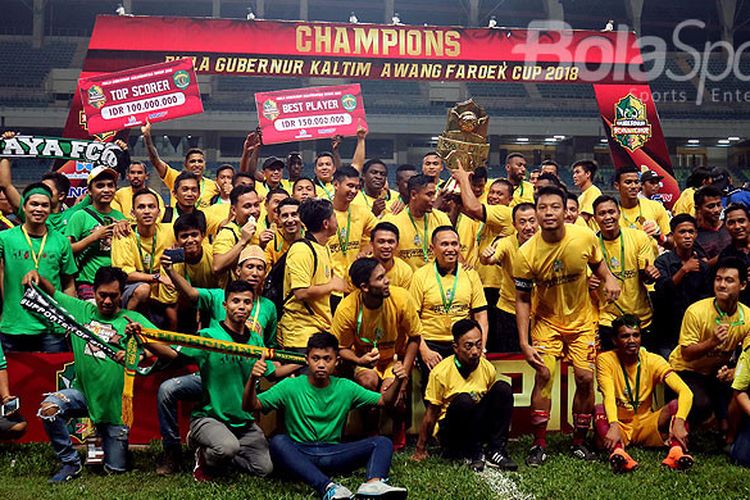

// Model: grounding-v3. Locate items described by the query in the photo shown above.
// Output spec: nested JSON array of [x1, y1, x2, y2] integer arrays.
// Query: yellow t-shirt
[[511, 180, 534, 207], [278, 238, 334, 348], [314, 179, 335, 201], [425, 355, 498, 421], [513, 224, 602, 335], [162, 165, 219, 210], [483, 204, 514, 236], [672, 187, 695, 217], [409, 263, 487, 342], [596, 227, 657, 327], [456, 214, 481, 268], [112, 186, 165, 222], [255, 179, 293, 201], [382, 208, 452, 271], [619, 198, 670, 236], [327, 203, 378, 285], [386, 257, 414, 289], [492, 235, 524, 314], [111, 223, 177, 304], [669, 298, 750, 375], [332, 287, 422, 372], [265, 229, 297, 267], [596, 348, 676, 423], [172, 241, 219, 289], [350, 189, 399, 217], [578, 184, 603, 217], [202, 202, 231, 239]]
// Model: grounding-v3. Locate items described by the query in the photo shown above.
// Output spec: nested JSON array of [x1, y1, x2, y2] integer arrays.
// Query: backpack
[[262, 236, 317, 318]]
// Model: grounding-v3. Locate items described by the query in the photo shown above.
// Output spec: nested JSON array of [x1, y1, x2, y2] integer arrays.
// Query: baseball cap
[[262, 157, 284, 170], [238, 244, 268, 265], [640, 170, 664, 183], [87, 165, 119, 185]]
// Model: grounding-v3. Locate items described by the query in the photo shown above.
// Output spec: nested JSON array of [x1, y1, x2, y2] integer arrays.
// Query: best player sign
[[79, 58, 203, 135], [255, 84, 367, 144]]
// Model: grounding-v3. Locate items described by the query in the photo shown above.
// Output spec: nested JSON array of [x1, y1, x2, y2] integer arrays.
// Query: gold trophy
[[436, 99, 490, 173]]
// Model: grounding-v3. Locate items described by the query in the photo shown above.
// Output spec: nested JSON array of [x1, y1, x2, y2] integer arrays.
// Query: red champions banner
[[62, 15, 676, 206], [78, 59, 203, 135], [255, 84, 367, 145]]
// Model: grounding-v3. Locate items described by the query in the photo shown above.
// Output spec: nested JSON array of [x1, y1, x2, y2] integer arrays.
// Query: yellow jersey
[[669, 298, 750, 375], [672, 187, 695, 217], [385, 257, 414, 289], [578, 184, 603, 217], [619, 198, 670, 237], [326, 203, 378, 287], [162, 165, 219, 210], [314, 179, 335, 201], [492, 235, 524, 315], [172, 241, 220, 289], [112, 186, 165, 222], [278, 238, 335, 348], [332, 287, 422, 372], [202, 202, 231, 238], [511, 180, 534, 206], [382, 208, 452, 271], [514, 224, 602, 335], [455, 214, 481, 268], [409, 262, 487, 342], [255, 179, 293, 201], [265, 229, 298, 267], [425, 355, 497, 421], [350, 189, 399, 217]]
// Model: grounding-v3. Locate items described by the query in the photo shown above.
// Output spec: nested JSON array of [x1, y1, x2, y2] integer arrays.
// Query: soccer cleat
[[355, 479, 408, 499], [485, 449, 519, 471], [192, 447, 213, 482], [464, 453, 485, 472], [323, 482, 354, 499], [661, 446, 694, 471], [49, 462, 83, 484], [570, 443, 598, 461], [609, 448, 639, 473], [525, 445, 548, 467]]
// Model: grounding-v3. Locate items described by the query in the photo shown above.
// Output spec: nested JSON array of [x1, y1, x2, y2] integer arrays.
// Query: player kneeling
[[594, 315, 695, 472]]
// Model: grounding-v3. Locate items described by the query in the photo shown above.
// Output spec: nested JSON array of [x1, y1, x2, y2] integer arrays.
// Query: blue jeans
[[157, 373, 202, 448], [39, 388, 129, 471], [1, 332, 68, 353], [269, 434, 393, 494]]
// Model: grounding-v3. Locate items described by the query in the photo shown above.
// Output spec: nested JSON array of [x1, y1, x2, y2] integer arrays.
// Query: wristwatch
[[152, 273, 161, 283]]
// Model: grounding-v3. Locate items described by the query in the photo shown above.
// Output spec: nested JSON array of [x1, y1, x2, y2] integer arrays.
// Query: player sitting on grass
[[594, 314, 695, 473]]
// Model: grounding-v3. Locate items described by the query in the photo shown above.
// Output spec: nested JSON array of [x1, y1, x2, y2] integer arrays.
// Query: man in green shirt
[[152, 244, 281, 476], [29, 266, 155, 482], [245, 332, 408, 500], [0, 182, 77, 353], [66, 166, 127, 300], [136, 280, 279, 482]]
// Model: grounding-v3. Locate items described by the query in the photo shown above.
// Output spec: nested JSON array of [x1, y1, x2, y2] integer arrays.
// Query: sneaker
[[485, 449, 519, 471], [49, 462, 83, 484], [609, 448, 639, 473], [570, 443, 597, 461], [192, 447, 213, 482], [323, 482, 354, 499], [661, 446, 694, 471], [156, 445, 182, 476], [392, 421, 407, 452], [464, 453, 485, 472], [356, 479, 408, 499], [525, 445, 548, 467]]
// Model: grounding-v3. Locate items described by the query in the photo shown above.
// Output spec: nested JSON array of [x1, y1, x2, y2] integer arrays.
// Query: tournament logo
[[173, 70, 191, 90], [552, 259, 563, 273], [341, 94, 357, 112], [262, 99, 280, 121], [87, 85, 106, 109], [612, 94, 652, 152]]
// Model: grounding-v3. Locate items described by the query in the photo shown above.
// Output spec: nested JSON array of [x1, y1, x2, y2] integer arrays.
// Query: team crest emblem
[[341, 94, 357, 112], [612, 94, 652, 152], [413, 235, 421, 246], [87, 85, 106, 109], [610, 257, 620, 269], [173, 70, 191, 89], [552, 259, 563, 273], [262, 99, 280, 121], [56, 362, 95, 444]]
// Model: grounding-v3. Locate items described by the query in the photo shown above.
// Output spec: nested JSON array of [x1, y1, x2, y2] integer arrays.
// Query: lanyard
[[434, 262, 460, 314], [316, 178, 333, 200], [518, 180, 524, 197], [247, 299, 263, 335], [619, 354, 641, 413], [337, 208, 352, 255], [599, 231, 625, 281], [407, 207, 429, 262], [21, 226, 47, 269], [476, 222, 485, 247], [136, 228, 157, 273], [714, 299, 745, 327], [356, 303, 384, 348], [621, 201, 644, 228]]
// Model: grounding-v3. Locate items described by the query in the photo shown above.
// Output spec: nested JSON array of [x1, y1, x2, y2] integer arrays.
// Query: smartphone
[[164, 248, 185, 264], [0, 397, 19, 417]]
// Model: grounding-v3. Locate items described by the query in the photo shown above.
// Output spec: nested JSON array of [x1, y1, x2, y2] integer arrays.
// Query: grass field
[[1, 433, 749, 499]]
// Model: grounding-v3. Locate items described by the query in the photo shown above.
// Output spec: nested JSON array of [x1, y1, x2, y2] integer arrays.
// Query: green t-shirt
[[258, 376, 381, 443], [180, 323, 275, 429], [0, 226, 77, 335], [197, 288, 279, 347], [65, 206, 125, 284], [53, 291, 155, 425]]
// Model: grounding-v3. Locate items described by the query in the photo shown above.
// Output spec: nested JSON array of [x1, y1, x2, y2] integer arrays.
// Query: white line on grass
[[478, 469, 534, 499]]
